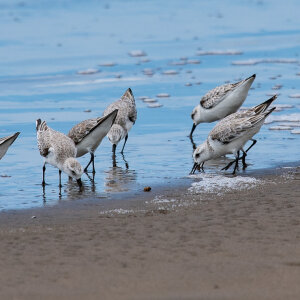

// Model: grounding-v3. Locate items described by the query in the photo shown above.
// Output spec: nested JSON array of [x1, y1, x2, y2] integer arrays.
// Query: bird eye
[[72, 171, 76, 175], [195, 153, 200, 158]]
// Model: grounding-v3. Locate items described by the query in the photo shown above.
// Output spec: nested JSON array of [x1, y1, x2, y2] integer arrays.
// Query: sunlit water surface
[[0, 0, 299, 210]]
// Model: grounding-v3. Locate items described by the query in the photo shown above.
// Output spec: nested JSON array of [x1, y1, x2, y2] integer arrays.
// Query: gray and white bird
[[0, 132, 20, 160], [191, 95, 277, 175], [68, 109, 118, 173], [190, 74, 256, 138], [103, 88, 137, 155], [36, 119, 83, 189]]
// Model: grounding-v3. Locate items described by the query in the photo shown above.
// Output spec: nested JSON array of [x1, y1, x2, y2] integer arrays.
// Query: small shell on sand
[[196, 50, 243, 56], [144, 186, 151, 192], [143, 69, 154, 76], [185, 83, 192, 86], [77, 68, 99, 75], [139, 96, 149, 100], [162, 70, 178, 75], [289, 94, 300, 98], [147, 103, 163, 108], [143, 98, 157, 103], [99, 62, 116, 67], [187, 59, 201, 64], [232, 58, 298, 66], [129, 50, 147, 57], [156, 93, 170, 98], [269, 126, 294, 130], [291, 129, 300, 134]]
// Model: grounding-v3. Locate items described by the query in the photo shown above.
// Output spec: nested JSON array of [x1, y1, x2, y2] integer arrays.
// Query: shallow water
[[0, 0, 299, 210]]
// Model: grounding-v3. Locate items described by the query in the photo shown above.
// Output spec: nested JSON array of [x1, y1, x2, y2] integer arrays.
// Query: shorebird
[[0, 132, 20, 160], [68, 109, 118, 174], [36, 119, 83, 189], [190, 95, 277, 175], [190, 74, 256, 139], [103, 88, 137, 155]]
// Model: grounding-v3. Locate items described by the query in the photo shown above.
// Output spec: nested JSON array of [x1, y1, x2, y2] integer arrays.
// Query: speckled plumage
[[200, 81, 241, 109], [37, 120, 76, 164], [36, 119, 83, 185], [67, 110, 118, 173], [192, 96, 277, 174], [190, 74, 256, 138], [68, 118, 102, 145], [103, 88, 137, 153], [0, 132, 20, 160], [103, 88, 137, 129]]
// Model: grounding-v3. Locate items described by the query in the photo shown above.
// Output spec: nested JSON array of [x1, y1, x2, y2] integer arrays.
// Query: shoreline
[[0, 166, 299, 299], [1, 160, 299, 215]]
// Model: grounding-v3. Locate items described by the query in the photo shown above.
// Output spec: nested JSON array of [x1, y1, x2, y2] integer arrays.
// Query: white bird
[[190, 74, 256, 138], [191, 95, 277, 175], [0, 132, 20, 160], [68, 109, 118, 174], [36, 119, 83, 189], [103, 88, 137, 155]]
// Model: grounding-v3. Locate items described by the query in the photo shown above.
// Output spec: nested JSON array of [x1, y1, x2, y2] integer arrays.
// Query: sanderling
[[103, 88, 137, 155], [36, 119, 83, 189], [0, 132, 20, 160], [68, 109, 118, 174], [191, 95, 277, 175], [190, 74, 256, 138]]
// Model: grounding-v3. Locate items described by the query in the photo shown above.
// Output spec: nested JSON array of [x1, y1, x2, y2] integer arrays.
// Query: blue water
[[0, 0, 299, 210]]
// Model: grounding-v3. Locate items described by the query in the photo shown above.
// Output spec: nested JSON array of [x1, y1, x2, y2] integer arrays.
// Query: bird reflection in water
[[105, 154, 136, 192]]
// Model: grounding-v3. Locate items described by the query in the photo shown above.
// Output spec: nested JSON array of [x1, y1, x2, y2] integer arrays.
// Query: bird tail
[[253, 95, 277, 114], [36, 119, 48, 131], [121, 88, 135, 102]]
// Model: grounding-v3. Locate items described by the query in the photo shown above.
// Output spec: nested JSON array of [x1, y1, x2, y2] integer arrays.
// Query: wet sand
[[0, 168, 299, 300]]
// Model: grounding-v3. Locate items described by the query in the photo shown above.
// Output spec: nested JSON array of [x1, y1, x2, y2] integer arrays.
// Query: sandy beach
[[0, 167, 299, 300]]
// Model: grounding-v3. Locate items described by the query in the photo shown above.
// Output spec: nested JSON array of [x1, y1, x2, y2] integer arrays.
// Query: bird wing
[[200, 81, 241, 109], [210, 109, 274, 144], [68, 118, 99, 145], [70, 110, 118, 146]]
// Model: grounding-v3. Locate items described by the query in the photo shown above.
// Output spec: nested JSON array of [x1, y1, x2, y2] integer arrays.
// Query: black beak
[[190, 123, 196, 138], [190, 162, 199, 175], [77, 178, 83, 190]]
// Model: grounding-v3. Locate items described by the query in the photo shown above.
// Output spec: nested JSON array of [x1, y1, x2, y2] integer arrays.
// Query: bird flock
[[0, 75, 278, 192]]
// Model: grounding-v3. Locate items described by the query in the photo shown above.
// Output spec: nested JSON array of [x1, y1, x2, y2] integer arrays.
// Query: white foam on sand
[[196, 50, 242, 56], [99, 208, 135, 215], [265, 113, 300, 124], [151, 197, 177, 204], [232, 58, 298, 65], [36, 76, 143, 88], [189, 173, 261, 195]]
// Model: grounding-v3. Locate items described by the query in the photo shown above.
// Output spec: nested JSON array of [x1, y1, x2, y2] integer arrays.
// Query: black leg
[[59, 169, 62, 187], [120, 134, 128, 154], [245, 139, 257, 153], [221, 160, 235, 171], [189, 123, 196, 139], [200, 162, 205, 171], [42, 163, 46, 186], [190, 162, 198, 174], [241, 150, 248, 170], [112, 144, 117, 167], [92, 153, 95, 174], [84, 152, 94, 173], [221, 151, 241, 173], [232, 151, 240, 175], [121, 153, 129, 169]]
